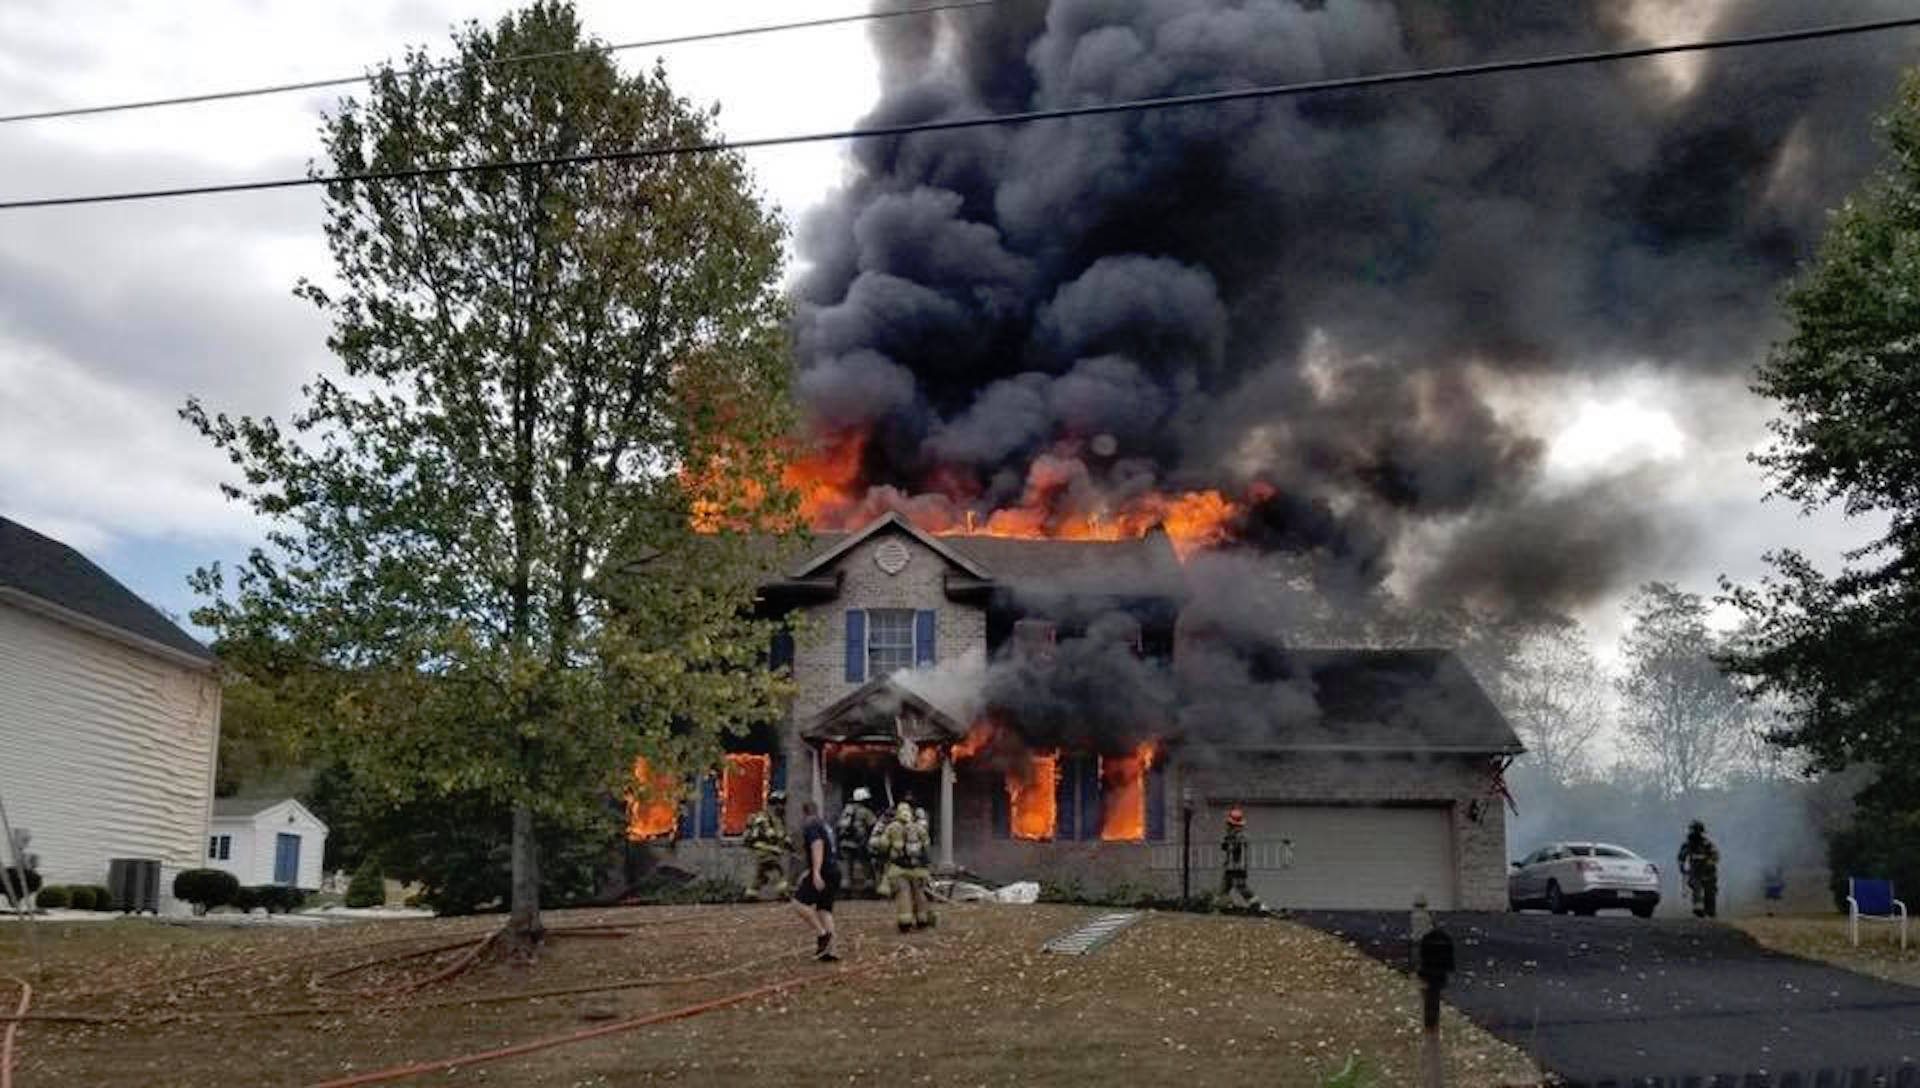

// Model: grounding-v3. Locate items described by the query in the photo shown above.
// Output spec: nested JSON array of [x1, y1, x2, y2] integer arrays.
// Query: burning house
[[643, 512, 1520, 910]]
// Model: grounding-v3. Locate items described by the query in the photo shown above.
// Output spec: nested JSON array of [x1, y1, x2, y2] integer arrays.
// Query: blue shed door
[[273, 832, 301, 886]]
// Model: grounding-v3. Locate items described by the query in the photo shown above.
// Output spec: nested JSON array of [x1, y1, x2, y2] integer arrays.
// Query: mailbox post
[[1414, 925, 1455, 1087]]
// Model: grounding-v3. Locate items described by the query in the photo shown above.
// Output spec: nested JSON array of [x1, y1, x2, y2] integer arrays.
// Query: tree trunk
[[506, 802, 544, 955]]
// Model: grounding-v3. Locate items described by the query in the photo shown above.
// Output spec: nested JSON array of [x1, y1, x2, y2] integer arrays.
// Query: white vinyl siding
[[0, 601, 220, 887], [1234, 803, 1457, 910]]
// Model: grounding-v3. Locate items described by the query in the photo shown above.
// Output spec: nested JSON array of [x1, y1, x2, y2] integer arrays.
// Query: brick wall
[[782, 529, 988, 812]]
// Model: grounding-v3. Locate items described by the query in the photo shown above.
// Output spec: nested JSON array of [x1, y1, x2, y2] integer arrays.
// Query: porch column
[[938, 753, 955, 870]]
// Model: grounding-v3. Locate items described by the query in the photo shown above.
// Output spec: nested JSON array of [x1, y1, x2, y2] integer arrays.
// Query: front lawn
[[1736, 914, 1920, 988], [1, 902, 1541, 1086]]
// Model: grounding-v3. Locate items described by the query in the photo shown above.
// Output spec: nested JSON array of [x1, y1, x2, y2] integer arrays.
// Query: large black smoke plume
[[794, 0, 1914, 615]]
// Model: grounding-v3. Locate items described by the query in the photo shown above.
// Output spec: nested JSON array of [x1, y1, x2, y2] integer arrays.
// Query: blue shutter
[[770, 630, 794, 671], [992, 779, 1010, 839], [914, 610, 937, 667], [1078, 757, 1102, 842], [697, 775, 720, 839], [1146, 759, 1167, 842], [844, 610, 866, 682], [1054, 758, 1077, 842], [770, 752, 787, 794]]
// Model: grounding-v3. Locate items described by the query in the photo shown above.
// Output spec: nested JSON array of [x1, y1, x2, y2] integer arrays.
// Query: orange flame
[[719, 753, 769, 837], [1098, 743, 1158, 842], [778, 434, 1244, 559], [1008, 753, 1060, 841], [626, 757, 679, 842], [951, 720, 995, 762]]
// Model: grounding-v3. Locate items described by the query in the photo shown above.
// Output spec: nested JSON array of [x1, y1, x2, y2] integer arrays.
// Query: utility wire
[[4, 13, 1918, 212], [0, 0, 1011, 125]]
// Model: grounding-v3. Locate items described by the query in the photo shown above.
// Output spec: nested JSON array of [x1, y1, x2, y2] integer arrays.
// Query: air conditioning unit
[[108, 858, 161, 914]]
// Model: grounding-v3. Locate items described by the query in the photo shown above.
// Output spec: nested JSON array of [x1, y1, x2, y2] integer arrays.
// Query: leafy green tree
[[1723, 70, 1920, 813], [1618, 583, 1749, 803], [185, 2, 797, 950]]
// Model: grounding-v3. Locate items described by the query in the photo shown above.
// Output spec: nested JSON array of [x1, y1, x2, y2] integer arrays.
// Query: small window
[[207, 834, 231, 861], [867, 609, 916, 676]]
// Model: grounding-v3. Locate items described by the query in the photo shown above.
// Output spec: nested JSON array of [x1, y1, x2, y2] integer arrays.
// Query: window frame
[[208, 834, 231, 861], [865, 608, 918, 677]]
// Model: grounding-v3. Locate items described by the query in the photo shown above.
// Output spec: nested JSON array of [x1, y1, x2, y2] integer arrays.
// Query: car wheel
[[1574, 906, 1596, 917], [1546, 881, 1567, 915], [1631, 904, 1655, 919]]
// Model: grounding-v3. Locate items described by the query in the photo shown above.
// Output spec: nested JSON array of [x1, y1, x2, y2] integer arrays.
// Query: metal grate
[[1042, 911, 1143, 956]]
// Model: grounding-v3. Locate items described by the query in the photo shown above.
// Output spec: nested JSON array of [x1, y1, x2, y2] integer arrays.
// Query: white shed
[[0, 515, 221, 904], [207, 798, 328, 890]]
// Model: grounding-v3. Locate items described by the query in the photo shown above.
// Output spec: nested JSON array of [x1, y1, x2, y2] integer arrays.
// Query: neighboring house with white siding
[[0, 515, 221, 898], [207, 798, 327, 890]]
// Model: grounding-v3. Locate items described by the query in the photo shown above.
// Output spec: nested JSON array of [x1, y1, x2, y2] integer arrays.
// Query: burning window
[[866, 608, 917, 675], [626, 757, 679, 842], [1097, 745, 1157, 842], [1006, 753, 1060, 840], [719, 753, 770, 837]]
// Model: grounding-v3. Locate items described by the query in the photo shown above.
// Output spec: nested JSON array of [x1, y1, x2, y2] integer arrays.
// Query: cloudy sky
[[0, 0, 1890, 659]]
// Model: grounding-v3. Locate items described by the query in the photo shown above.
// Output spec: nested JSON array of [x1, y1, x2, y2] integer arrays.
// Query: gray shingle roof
[[1178, 647, 1522, 753], [781, 518, 1182, 594], [0, 515, 214, 664]]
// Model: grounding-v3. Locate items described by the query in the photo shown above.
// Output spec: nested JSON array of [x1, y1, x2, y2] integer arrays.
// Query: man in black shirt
[[790, 799, 842, 961]]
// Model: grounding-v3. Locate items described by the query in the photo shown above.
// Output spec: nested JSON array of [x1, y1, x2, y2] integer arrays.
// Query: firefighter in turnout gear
[[1220, 807, 1263, 910], [881, 802, 936, 931], [744, 789, 790, 899], [1678, 820, 1719, 918], [836, 787, 878, 894]]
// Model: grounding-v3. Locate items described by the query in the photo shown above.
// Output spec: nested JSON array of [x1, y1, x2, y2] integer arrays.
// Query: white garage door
[[1231, 804, 1456, 910]]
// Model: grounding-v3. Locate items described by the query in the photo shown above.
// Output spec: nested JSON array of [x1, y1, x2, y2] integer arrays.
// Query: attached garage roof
[[0, 514, 214, 665], [1180, 648, 1523, 754]]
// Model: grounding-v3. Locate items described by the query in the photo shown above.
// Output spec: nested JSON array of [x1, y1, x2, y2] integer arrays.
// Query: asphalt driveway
[[1293, 911, 1920, 1087]]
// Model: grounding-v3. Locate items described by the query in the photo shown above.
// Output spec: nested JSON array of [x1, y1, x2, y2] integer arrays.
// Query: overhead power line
[[4, 13, 1918, 212], [0, 0, 1011, 125]]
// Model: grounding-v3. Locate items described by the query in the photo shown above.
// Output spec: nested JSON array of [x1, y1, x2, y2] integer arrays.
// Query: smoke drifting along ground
[[793, 0, 1913, 615]]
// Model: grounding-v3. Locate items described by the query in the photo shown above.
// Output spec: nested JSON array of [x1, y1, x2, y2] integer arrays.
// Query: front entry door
[[273, 832, 301, 886]]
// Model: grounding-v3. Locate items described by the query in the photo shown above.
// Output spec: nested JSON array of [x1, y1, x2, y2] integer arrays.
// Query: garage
[[1230, 803, 1457, 910]]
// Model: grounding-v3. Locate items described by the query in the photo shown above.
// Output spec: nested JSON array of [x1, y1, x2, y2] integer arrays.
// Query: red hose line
[[1, 975, 30, 1088], [304, 957, 894, 1088]]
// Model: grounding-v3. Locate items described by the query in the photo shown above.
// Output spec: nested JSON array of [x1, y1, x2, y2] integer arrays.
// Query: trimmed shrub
[[35, 885, 69, 910], [345, 859, 385, 909], [172, 868, 240, 914], [230, 886, 259, 913], [89, 885, 114, 911], [245, 885, 308, 913], [0, 867, 40, 907], [65, 885, 97, 911]]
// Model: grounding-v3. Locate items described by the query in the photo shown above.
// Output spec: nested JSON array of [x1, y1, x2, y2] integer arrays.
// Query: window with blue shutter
[[770, 752, 786, 794], [844, 610, 866, 682], [770, 630, 794, 671], [1146, 759, 1167, 842], [1076, 757, 1101, 842], [1054, 758, 1077, 841], [914, 610, 937, 667], [697, 775, 720, 839]]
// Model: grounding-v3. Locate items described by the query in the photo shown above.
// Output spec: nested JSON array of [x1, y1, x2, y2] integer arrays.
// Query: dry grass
[[1736, 913, 1920, 988], [1, 903, 1542, 1087]]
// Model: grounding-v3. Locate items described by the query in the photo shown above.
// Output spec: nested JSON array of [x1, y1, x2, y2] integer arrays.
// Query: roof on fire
[[0, 514, 215, 667], [779, 512, 1184, 593], [1181, 647, 1523, 754]]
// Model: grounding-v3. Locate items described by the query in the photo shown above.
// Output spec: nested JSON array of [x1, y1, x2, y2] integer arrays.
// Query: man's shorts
[[794, 868, 841, 911]]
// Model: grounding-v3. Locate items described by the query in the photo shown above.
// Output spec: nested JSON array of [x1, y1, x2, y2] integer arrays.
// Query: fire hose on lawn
[[0, 914, 909, 1086]]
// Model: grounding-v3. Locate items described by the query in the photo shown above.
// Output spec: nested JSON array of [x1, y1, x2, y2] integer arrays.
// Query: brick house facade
[[641, 512, 1521, 911]]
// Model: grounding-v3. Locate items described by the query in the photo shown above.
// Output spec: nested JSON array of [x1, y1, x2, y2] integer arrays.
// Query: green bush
[[230, 886, 260, 912], [65, 885, 97, 911], [619, 874, 745, 906], [35, 885, 69, 909], [245, 885, 307, 913], [172, 868, 241, 913], [1828, 806, 1920, 912], [345, 859, 385, 909], [89, 885, 114, 911], [1, 867, 40, 907]]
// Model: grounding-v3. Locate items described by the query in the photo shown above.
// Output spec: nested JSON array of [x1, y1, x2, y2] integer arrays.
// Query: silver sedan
[[1509, 842, 1662, 918]]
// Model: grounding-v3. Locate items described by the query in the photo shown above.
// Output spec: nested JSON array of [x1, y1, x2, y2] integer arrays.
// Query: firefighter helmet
[[851, 786, 871, 803], [768, 789, 786, 805], [1226, 807, 1246, 827]]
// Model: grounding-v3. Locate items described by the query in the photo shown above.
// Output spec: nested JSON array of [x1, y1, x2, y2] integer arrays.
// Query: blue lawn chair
[[1847, 878, 1908, 949]]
